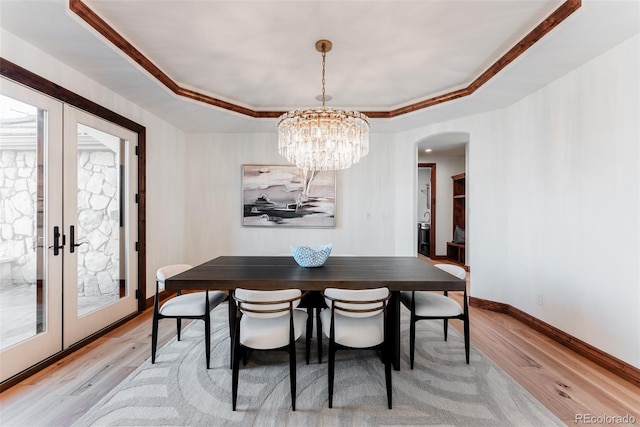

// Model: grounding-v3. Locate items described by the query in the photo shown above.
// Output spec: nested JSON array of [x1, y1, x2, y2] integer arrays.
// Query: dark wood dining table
[[165, 255, 467, 370]]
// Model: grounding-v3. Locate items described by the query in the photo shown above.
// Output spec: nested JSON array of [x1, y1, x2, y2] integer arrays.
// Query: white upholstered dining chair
[[151, 264, 228, 368], [321, 287, 392, 409], [400, 263, 469, 368], [231, 288, 308, 411], [311, 253, 355, 364]]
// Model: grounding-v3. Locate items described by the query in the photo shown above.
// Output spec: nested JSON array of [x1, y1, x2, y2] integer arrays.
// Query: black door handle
[[48, 226, 65, 256], [69, 225, 87, 253]]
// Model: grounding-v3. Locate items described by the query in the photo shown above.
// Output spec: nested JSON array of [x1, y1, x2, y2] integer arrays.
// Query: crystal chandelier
[[277, 40, 370, 171]]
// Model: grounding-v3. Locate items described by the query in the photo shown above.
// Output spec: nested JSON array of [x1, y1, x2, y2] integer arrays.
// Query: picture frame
[[242, 164, 336, 227]]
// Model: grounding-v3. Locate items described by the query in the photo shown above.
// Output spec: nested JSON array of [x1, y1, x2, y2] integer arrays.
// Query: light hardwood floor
[[450, 294, 640, 426], [1, 284, 639, 426]]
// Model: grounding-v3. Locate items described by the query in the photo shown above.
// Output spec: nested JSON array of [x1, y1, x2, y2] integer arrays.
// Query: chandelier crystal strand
[[278, 40, 369, 171]]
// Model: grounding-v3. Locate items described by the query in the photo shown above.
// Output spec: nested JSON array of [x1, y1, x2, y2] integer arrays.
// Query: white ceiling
[[1, 0, 638, 141], [417, 132, 469, 158]]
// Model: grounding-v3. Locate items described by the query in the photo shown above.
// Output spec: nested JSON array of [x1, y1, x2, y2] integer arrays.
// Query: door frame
[[418, 162, 436, 258], [0, 59, 147, 390]]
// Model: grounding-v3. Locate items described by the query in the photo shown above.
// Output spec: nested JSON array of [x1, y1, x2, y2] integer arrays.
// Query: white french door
[[61, 105, 138, 347], [0, 78, 63, 381], [0, 78, 138, 382]]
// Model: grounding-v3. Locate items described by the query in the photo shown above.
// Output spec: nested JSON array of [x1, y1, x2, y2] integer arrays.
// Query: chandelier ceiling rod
[[316, 39, 331, 108]]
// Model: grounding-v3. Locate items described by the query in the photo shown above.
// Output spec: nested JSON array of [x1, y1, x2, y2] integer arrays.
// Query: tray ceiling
[[1, 1, 638, 133]]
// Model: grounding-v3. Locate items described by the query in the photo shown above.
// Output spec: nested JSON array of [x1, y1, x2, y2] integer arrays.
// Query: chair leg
[[289, 340, 297, 411], [177, 318, 182, 341], [385, 344, 392, 409], [229, 293, 236, 370], [464, 316, 470, 364], [409, 316, 416, 369], [151, 309, 159, 364], [463, 292, 470, 364], [316, 309, 322, 364], [205, 313, 211, 369], [443, 319, 449, 341], [328, 339, 335, 408], [231, 322, 241, 411]]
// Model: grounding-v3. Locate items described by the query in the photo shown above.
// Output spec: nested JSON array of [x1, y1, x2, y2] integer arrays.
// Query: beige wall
[[182, 132, 410, 263]]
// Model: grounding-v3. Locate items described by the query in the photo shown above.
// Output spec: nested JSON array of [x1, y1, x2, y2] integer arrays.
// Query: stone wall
[[0, 150, 37, 287], [76, 150, 120, 297], [0, 149, 120, 298]]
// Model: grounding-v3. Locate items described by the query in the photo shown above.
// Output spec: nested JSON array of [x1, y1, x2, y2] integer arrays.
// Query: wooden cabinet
[[447, 173, 466, 265], [446, 242, 465, 265]]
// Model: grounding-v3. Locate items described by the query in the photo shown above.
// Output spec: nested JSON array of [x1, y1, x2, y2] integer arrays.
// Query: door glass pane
[[76, 124, 126, 316], [0, 94, 46, 350]]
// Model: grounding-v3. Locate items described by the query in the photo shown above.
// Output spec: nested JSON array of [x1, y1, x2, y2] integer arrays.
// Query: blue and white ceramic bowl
[[290, 244, 332, 267]]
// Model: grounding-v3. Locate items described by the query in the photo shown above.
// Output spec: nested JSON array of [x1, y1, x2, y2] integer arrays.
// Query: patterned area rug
[[73, 305, 565, 426]]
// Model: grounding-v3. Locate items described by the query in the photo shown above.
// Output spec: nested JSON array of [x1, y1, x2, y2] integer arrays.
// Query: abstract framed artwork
[[242, 164, 336, 227]]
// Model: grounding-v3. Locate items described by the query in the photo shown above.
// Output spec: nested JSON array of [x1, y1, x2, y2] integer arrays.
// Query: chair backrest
[[434, 263, 466, 280], [324, 287, 390, 318], [156, 264, 193, 291], [234, 289, 302, 319]]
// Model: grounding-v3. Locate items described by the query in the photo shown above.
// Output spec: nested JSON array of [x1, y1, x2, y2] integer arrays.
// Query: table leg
[[389, 291, 401, 371]]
